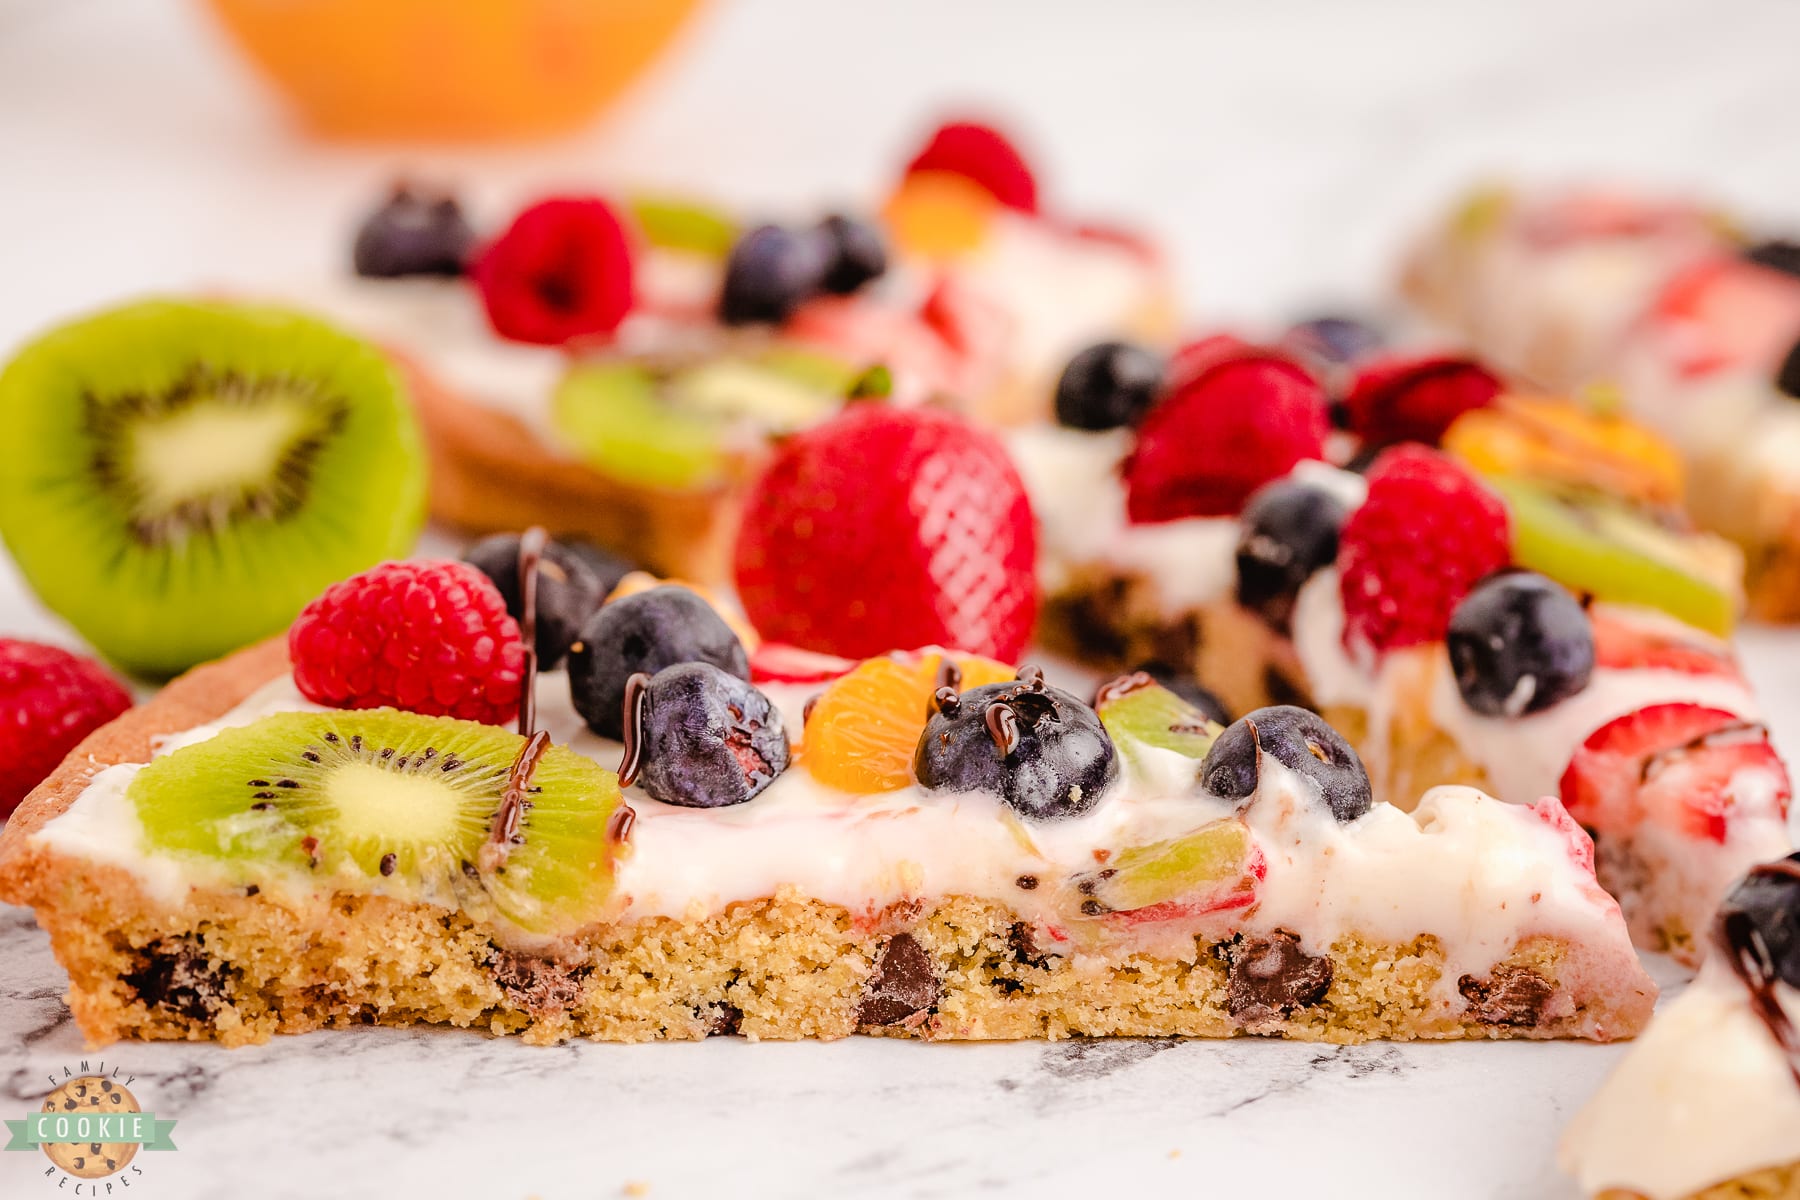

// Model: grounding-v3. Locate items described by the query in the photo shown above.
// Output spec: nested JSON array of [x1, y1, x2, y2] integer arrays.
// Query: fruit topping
[[1235, 476, 1350, 633], [1093, 672, 1223, 767], [1444, 393, 1685, 511], [1053, 340, 1165, 431], [1124, 353, 1329, 521], [560, 539, 638, 599], [1279, 315, 1386, 371], [463, 533, 606, 671], [1742, 240, 1800, 280], [626, 194, 738, 258], [619, 663, 790, 808], [1121, 662, 1229, 726], [816, 214, 889, 295], [127, 708, 622, 935], [1447, 570, 1594, 717], [881, 170, 998, 259], [1216, 931, 1333, 1025], [803, 651, 1013, 793], [289, 560, 526, 726], [1201, 705, 1372, 823], [1069, 817, 1258, 919], [472, 196, 635, 345], [1717, 854, 1800, 991], [1491, 476, 1740, 637], [352, 184, 477, 278], [568, 585, 749, 740], [718, 223, 831, 325], [1589, 609, 1739, 678], [0, 299, 425, 677], [1338, 445, 1511, 653], [1343, 353, 1502, 448], [903, 119, 1039, 214], [0, 639, 132, 816], [1647, 256, 1800, 377], [913, 667, 1118, 821], [735, 405, 1038, 662], [1560, 703, 1790, 844], [748, 642, 857, 686]]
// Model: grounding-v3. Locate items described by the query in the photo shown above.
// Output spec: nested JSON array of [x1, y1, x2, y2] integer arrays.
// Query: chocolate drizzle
[[617, 672, 652, 787], [479, 729, 550, 873], [515, 525, 547, 737], [480, 526, 551, 875], [1720, 857, 1800, 1088], [1092, 670, 1154, 708]]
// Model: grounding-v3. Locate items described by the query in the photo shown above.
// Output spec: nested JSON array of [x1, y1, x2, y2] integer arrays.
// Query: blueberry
[[1776, 336, 1800, 400], [1053, 341, 1164, 431], [352, 185, 476, 278], [1447, 571, 1594, 717], [1281, 315, 1385, 369], [816, 213, 888, 295], [718, 224, 830, 325], [913, 667, 1118, 821], [1124, 661, 1229, 725], [568, 586, 749, 739], [1718, 853, 1800, 989], [559, 539, 637, 598], [1202, 705, 1371, 822], [1744, 240, 1800, 281], [625, 663, 789, 808], [462, 533, 604, 671], [1235, 479, 1349, 632]]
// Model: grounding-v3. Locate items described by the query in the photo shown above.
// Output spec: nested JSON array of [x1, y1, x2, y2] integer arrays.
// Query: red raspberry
[[904, 120, 1039, 213], [0, 640, 132, 816], [1344, 353, 1501, 447], [472, 196, 635, 345], [1124, 352, 1328, 521], [289, 561, 526, 725], [1338, 445, 1512, 652], [734, 405, 1037, 662]]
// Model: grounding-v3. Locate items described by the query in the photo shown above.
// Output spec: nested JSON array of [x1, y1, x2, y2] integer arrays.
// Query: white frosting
[[32, 667, 1641, 990], [1562, 958, 1800, 1200]]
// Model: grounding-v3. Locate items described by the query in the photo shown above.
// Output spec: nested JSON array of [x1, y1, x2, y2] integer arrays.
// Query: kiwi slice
[[127, 709, 621, 935], [1071, 818, 1256, 914], [0, 299, 425, 677], [1492, 477, 1741, 637], [626, 194, 739, 258], [552, 350, 854, 490], [1096, 677, 1223, 764]]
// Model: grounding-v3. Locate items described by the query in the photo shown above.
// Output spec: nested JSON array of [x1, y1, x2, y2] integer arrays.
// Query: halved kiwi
[[551, 348, 857, 491], [128, 709, 621, 936], [0, 299, 425, 677]]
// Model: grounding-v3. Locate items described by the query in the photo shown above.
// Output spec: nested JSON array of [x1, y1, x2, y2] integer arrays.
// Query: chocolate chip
[[487, 946, 588, 1015], [1216, 931, 1333, 1025], [122, 936, 238, 1021], [706, 1003, 743, 1037], [856, 933, 939, 1028], [1458, 965, 1555, 1027], [1007, 922, 1048, 970]]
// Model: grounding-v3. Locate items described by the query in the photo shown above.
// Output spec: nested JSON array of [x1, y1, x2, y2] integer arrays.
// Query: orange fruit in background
[[804, 651, 1015, 793], [882, 171, 998, 259], [202, 0, 707, 141]]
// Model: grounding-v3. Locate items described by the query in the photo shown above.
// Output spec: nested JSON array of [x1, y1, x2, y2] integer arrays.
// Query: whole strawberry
[[734, 406, 1037, 662], [1338, 445, 1511, 653], [289, 560, 526, 726], [0, 639, 132, 816], [1125, 350, 1328, 521]]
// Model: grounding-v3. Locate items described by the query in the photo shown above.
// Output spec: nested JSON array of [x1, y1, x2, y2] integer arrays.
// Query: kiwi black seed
[[0, 299, 427, 677], [127, 709, 622, 935]]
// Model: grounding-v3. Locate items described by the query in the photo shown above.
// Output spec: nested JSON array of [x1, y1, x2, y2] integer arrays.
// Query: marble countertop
[[3, 1, 1800, 1196]]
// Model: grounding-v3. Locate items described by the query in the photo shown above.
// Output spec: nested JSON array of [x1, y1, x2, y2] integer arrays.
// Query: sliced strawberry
[[1526, 796, 1596, 875], [749, 642, 856, 686], [1560, 703, 1789, 843], [1589, 610, 1742, 679], [1518, 191, 1696, 248], [1647, 256, 1800, 378]]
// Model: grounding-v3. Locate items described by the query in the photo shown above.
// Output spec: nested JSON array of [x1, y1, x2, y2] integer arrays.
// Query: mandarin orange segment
[[1444, 394, 1685, 510], [882, 171, 998, 259], [803, 651, 1013, 792]]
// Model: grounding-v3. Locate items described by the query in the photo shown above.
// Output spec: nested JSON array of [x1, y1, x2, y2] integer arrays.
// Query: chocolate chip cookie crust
[[0, 642, 1654, 1049]]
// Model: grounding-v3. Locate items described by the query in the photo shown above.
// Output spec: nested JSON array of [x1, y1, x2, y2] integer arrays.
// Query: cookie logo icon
[[38, 1076, 140, 1179], [5, 1063, 177, 1187]]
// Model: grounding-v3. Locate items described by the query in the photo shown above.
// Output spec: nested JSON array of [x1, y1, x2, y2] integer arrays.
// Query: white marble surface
[[2, 1, 1800, 1197]]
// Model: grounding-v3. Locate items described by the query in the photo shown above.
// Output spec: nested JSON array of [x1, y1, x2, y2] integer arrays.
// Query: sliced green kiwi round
[[625, 194, 739, 258], [1493, 477, 1741, 637], [551, 348, 856, 491], [128, 709, 622, 936], [0, 299, 426, 677]]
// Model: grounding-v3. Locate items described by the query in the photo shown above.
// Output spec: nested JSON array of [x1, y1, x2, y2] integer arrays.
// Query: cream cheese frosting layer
[[34, 668, 1638, 989], [1561, 959, 1800, 1200]]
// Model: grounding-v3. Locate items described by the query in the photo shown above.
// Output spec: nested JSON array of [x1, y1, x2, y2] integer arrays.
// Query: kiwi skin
[[0, 299, 426, 678]]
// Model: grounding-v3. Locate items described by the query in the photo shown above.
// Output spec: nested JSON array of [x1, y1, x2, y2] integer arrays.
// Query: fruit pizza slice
[[0, 537, 1654, 1047], [1010, 327, 1789, 964], [1402, 184, 1800, 619], [1562, 855, 1800, 1200]]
